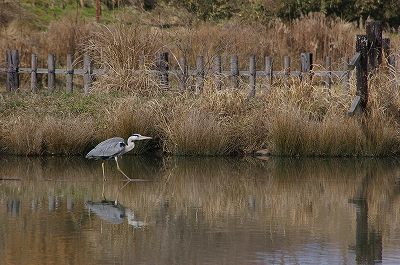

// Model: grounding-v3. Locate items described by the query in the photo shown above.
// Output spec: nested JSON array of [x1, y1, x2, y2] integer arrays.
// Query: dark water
[[1, 156, 400, 265]]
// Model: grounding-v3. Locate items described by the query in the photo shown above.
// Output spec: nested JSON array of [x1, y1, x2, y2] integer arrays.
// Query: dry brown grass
[[1, 69, 400, 157], [0, 15, 90, 69], [0, 13, 400, 156]]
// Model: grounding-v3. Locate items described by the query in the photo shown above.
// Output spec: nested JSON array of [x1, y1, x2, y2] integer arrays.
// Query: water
[[0, 156, 400, 265]]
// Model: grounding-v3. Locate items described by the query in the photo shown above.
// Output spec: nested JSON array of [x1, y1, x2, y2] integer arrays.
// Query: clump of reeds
[[263, 67, 400, 156], [84, 23, 162, 95], [0, 113, 95, 155]]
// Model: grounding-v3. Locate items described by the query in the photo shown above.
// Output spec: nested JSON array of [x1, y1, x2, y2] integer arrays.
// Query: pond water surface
[[1, 156, 400, 265]]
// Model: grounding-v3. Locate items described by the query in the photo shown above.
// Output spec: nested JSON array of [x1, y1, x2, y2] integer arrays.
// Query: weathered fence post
[[231, 55, 239, 89], [325, 56, 332, 91], [265, 56, 273, 93], [342, 57, 350, 92], [6, 50, 19, 91], [356, 35, 369, 112], [214, 55, 222, 90], [178, 56, 187, 92], [11, 50, 19, 90], [366, 20, 382, 70], [195, 56, 205, 94], [248, 55, 256, 98], [300, 52, 313, 82], [283, 55, 290, 87], [382, 38, 390, 62], [48, 54, 56, 92], [157, 52, 169, 89], [66, 54, 74, 93], [382, 38, 396, 69], [6, 50, 12, 91], [83, 54, 92, 94], [31, 54, 37, 93]]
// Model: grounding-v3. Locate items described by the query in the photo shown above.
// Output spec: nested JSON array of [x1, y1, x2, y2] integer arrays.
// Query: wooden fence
[[0, 21, 397, 113], [0, 51, 360, 93]]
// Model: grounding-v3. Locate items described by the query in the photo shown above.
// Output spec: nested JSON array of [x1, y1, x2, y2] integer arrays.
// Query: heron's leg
[[102, 161, 106, 181], [114, 157, 132, 181]]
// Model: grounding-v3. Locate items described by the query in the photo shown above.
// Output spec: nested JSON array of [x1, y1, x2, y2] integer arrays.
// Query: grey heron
[[86, 134, 152, 181]]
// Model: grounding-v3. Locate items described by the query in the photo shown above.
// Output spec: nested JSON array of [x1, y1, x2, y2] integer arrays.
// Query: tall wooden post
[[366, 21, 382, 70], [95, 0, 101, 22], [356, 35, 369, 112]]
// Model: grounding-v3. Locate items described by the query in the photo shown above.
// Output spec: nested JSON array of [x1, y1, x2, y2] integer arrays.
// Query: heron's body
[[86, 137, 133, 160], [86, 134, 151, 182]]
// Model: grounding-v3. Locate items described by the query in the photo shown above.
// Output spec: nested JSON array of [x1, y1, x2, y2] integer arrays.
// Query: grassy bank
[[1, 68, 399, 157], [1, 6, 400, 157]]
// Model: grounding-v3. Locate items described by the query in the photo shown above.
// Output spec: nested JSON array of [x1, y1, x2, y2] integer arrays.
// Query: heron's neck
[[124, 142, 135, 153]]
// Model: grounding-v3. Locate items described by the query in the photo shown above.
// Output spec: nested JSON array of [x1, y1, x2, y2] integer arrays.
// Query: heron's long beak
[[138, 136, 152, 140]]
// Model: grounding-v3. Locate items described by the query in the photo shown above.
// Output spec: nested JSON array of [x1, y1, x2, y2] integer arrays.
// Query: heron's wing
[[86, 137, 126, 159]]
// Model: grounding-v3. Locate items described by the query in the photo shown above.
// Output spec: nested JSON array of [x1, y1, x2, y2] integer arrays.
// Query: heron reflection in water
[[86, 200, 145, 228], [86, 134, 152, 182]]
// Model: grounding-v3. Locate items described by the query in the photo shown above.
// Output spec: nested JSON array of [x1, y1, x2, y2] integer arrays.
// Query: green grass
[[19, 1, 124, 27]]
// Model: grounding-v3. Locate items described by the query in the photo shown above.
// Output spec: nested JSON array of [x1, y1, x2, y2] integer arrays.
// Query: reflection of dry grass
[[1, 156, 399, 228], [1, 157, 400, 264]]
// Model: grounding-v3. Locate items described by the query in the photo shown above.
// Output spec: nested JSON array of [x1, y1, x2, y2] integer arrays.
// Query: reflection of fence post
[[31, 54, 38, 93], [265, 56, 273, 93], [248, 55, 256, 98], [356, 35, 369, 112], [366, 21, 382, 70]]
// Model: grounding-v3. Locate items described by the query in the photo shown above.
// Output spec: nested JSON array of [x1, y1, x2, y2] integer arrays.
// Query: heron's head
[[128, 134, 152, 144]]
